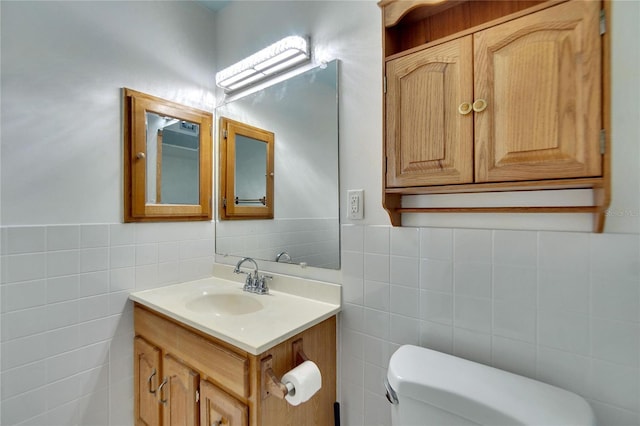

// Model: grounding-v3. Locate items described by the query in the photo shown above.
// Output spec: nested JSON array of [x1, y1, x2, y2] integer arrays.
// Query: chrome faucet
[[233, 257, 272, 294], [275, 251, 292, 263]]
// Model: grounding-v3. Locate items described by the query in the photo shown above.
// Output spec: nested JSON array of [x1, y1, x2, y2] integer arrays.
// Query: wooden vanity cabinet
[[381, 0, 611, 231], [133, 304, 337, 426]]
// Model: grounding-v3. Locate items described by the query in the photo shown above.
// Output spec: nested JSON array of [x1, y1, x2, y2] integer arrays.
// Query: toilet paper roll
[[282, 360, 322, 406]]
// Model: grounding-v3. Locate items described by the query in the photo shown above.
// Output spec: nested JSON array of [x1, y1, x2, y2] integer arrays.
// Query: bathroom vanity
[[130, 273, 340, 426]]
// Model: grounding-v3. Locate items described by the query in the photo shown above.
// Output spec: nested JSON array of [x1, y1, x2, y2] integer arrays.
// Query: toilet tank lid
[[388, 345, 595, 426]]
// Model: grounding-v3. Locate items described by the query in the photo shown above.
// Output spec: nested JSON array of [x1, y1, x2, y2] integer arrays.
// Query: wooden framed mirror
[[219, 117, 274, 220], [123, 88, 212, 222]]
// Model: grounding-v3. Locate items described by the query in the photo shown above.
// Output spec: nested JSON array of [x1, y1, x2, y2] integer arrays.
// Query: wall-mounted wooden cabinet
[[123, 88, 213, 222], [133, 305, 336, 426], [380, 0, 611, 231]]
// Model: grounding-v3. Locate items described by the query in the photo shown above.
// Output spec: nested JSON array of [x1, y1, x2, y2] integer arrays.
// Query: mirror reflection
[[145, 113, 200, 205], [235, 134, 267, 206], [216, 60, 340, 269], [219, 117, 274, 220]]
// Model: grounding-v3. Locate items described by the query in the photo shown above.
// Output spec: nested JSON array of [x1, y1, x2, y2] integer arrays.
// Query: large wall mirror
[[216, 60, 340, 269], [123, 88, 213, 221]]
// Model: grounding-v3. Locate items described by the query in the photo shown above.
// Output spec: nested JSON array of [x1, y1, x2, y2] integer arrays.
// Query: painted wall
[[1, 1, 216, 225], [0, 1, 217, 425]]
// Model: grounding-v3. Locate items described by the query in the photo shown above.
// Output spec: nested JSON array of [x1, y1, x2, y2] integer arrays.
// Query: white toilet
[[385, 345, 596, 426]]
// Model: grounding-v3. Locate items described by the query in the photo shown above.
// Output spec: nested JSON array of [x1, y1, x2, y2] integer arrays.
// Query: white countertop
[[129, 273, 341, 355]]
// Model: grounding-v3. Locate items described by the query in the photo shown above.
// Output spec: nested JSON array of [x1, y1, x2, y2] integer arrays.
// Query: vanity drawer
[[201, 380, 249, 426], [134, 305, 249, 399]]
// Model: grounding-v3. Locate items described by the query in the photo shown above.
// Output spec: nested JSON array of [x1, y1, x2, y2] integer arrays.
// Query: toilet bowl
[[385, 345, 596, 426]]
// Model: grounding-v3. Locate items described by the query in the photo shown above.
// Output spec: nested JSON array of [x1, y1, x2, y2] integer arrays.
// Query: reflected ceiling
[[197, 0, 230, 13]]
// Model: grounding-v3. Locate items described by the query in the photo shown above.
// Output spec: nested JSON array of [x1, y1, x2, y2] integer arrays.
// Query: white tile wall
[[0, 222, 214, 426], [340, 224, 640, 426], [3, 222, 638, 425], [216, 218, 339, 269]]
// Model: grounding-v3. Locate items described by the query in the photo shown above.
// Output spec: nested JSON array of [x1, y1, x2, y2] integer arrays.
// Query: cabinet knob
[[472, 99, 487, 112], [458, 102, 473, 115], [136, 152, 146, 160]]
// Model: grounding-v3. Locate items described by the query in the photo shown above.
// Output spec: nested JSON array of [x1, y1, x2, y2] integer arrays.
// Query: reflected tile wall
[[340, 225, 640, 426], [0, 222, 214, 426], [216, 218, 339, 269]]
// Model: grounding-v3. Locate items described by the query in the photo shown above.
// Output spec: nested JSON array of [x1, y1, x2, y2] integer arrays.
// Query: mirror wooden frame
[[123, 88, 213, 222], [219, 117, 274, 220]]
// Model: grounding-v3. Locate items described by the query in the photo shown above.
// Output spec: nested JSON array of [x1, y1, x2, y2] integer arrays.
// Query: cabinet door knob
[[136, 152, 146, 160], [212, 419, 223, 426], [458, 102, 473, 115], [472, 99, 487, 112]]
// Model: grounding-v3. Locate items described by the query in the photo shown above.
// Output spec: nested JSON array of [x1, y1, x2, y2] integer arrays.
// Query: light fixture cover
[[215, 35, 310, 92]]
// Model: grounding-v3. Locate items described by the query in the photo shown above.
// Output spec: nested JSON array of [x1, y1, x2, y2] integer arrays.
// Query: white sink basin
[[185, 293, 263, 316], [129, 276, 341, 354]]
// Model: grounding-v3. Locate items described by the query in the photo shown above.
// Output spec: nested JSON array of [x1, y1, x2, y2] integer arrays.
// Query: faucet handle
[[243, 274, 256, 292], [236, 268, 254, 292], [256, 275, 273, 294]]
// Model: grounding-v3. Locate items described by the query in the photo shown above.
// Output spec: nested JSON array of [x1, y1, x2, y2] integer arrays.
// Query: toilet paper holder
[[261, 338, 309, 400]]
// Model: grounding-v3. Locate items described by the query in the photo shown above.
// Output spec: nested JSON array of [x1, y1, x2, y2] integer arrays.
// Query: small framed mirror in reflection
[[219, 117, 274, 220], [123, 88, 213, 222]]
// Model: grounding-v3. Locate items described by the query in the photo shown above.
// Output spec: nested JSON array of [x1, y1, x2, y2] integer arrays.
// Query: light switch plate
[[347, 189, 364, 220]]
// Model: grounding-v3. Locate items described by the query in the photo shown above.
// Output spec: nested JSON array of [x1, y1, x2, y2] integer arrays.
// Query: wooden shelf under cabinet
[[379, 0, 611, 232], [133, 305, 336, 426]]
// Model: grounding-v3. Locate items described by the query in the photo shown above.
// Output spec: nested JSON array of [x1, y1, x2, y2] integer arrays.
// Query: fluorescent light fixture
[[215, 35, 310, 92]]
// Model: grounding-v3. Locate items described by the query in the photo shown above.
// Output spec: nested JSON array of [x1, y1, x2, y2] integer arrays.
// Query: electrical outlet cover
[[347, 189, 364, 220]]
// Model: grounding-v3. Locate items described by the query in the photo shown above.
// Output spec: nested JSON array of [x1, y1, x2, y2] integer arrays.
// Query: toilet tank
[[385, 345, 596, 426]]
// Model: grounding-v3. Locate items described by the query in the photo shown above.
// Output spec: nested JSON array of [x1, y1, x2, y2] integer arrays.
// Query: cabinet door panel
[[386, 36, 474, 187], [474, 0, 601, 182], [134, 337, 161, 426], [200, 380, 248, 426], [162, 355, 199, 426]]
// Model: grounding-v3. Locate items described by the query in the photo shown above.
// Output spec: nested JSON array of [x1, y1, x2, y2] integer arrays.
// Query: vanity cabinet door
[[161, 354, 200, 426], [200, 380, 248, 426], [134, 337, 161, 426]]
